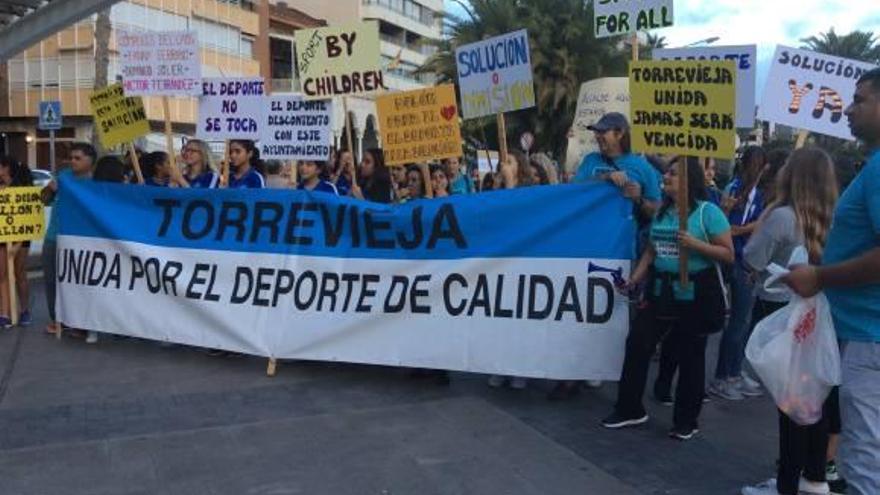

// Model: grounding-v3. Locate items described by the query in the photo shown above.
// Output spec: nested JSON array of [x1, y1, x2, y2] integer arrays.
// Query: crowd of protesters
[[1, 68, 878, 495]]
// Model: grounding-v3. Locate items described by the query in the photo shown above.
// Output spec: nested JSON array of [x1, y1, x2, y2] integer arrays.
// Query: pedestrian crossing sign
[[38, 101, 62, 130]]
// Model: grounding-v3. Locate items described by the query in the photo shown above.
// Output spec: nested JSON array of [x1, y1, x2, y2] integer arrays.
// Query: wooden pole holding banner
[[289, 160, 298, 187], [6, 243, 19, 326], [343, 97, 357, 184], [129, 143, 144, 185], [630, 32, 640, 61]]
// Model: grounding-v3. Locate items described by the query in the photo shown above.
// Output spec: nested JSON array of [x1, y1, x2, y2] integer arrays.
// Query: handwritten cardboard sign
[[294, 21, 385, 100], [595, 0, 673, 38], [758, 45, 877, 140], [654, 45, 757, 128], [260, 95, 333, 160], [455, 29, 536, 119], [89, 84, 150, 149], [118, 30, 201, 96], [0, 187, 44, 242], [376, 84, 463, 166], [565, 77, 630, 171], [196, 78, 265, 140], [629, 60, 737, 159]]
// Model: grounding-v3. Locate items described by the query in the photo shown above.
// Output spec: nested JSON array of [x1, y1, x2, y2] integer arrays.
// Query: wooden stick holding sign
[[343, 97, 358, 184], [631, 32, 640, 61], [129, 143, 145, 185], [6, 243, 19, 326], [220, 140, 230, 188], [795, 129, 810, 149], [161, 96, 186, 186], [678, 159, 690, 288], [496, 113, 509, 174]]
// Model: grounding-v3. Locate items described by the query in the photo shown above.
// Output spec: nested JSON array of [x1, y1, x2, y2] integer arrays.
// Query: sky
[[444, 0, 880, 93]]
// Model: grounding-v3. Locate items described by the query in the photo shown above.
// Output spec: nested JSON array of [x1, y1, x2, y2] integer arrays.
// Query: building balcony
[[361, 3, 441, 41]]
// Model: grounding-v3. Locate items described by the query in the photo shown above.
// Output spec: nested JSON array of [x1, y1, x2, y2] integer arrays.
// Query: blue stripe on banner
[[57, 177, 635, 260]]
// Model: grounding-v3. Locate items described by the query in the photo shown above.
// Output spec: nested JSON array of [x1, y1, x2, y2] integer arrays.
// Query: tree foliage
[[801, 28, 880, 64]]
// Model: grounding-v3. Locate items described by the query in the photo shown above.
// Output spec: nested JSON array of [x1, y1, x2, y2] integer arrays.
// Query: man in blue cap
[[574, 111, 661, 220]]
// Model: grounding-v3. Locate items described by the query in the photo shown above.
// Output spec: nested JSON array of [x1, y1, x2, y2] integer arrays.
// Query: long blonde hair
[[183, 139, 217, 175], [767, 147, 838, 264]]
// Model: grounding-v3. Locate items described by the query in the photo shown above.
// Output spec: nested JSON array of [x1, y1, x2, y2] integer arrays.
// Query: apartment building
[[282, 0, 444, 153], [0, 0, 323, 167]]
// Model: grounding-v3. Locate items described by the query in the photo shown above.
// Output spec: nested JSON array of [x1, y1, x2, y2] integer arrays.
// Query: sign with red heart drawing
[[376, 84, 463, 166]]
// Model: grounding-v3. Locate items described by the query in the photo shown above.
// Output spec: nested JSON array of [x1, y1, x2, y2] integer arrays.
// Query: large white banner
[[758, 46, 877, 140], [565, 78, 630, 172], [455, 29, 536, 120], [654, 45, 757, 128], [55, 180, 636, 380]]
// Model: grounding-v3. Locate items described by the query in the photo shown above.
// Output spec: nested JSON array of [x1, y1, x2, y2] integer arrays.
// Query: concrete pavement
[[0, 278, 779, 494]]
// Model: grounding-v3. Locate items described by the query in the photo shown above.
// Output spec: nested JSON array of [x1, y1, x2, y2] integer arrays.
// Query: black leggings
[[615, 303, 708, 431]]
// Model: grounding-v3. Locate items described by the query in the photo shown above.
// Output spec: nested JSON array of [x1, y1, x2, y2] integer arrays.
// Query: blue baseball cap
[[587, 112, 630, 132]]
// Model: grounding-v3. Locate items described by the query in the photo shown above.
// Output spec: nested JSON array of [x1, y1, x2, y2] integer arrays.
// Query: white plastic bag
[[745, 248, 842, 425]]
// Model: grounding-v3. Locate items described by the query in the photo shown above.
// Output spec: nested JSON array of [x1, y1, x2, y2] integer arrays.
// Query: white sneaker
[[85, 331, 98, 344], [738, 374, 765, 397], [585, 380, 603, 388], [742, 478, 778, 495], [798, 478, 830, 494], [509, 377, 527, 389], [487, 375, 506, 388]]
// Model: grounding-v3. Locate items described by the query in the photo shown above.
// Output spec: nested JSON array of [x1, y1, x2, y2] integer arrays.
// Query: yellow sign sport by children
[[629, 60, 737, 159], [376, 84, 463, 166]]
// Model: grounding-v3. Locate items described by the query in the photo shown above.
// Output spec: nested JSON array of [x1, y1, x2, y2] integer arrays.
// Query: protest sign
[[654, 45, 757, 128], [56, 179, 635, 380], [89, 84, 150, 149], [294, 21, 385, 100], [0, 187, 44, 243], [197, 78, 265, 140], [565, 78, 630, 171], [455, 29, 536, 119], [260, 95, 333, 161], [376, 84, 463, 166], [629, 60, 737, 159], [758, 46, 877, 140], [118, 30, 201, 96], [595, 0, 673, 38]]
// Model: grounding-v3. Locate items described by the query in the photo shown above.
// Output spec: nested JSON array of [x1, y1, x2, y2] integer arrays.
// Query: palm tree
[[646, 33, 667, 49], [420, 0, 629, 159], [801, 28, 880, 64]]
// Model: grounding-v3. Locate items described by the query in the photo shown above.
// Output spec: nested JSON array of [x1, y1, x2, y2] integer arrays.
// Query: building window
[[363, 0, 436, 28]]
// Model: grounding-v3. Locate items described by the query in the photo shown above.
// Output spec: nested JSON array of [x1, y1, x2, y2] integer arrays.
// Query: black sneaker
[[668, 427, 699, 441], [826, 460, 848, 494], [653, 392, 673, 406], [601, 411, 649, 429]]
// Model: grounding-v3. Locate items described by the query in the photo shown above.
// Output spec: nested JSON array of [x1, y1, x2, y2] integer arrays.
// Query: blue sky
[[444, 0, 880, 93]]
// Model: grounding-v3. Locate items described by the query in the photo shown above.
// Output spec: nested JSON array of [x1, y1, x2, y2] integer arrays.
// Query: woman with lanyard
[[741, 148, 841, 495], [181, 139, 219, 189], [228, 140, 265, 189], [710, 145, 769, 401], [602, 157, 733, 440]]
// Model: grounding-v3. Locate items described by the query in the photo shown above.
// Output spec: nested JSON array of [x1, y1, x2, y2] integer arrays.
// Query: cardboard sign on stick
[[295, 22, 385, 100], [0, 187, 44, 243], [89, 84, 150, 149], [629, 60, 737, 159], [758, 46, 877, 140], [376, 84, 463, 166], [197, 78, 265, 140], [118, 30, 201, 96], [595, 0, 673, 38], [565, 77, 630, 171], [455, 30, 536, 119], [261, 95, 333, 161]]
